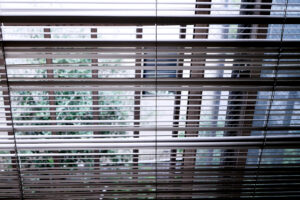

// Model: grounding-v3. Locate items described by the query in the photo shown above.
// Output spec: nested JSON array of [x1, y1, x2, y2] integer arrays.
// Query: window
[[0, 0, 300, 199]]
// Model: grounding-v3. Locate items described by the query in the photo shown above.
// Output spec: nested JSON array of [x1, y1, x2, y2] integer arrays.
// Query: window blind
[[1, 0, 300, 199]]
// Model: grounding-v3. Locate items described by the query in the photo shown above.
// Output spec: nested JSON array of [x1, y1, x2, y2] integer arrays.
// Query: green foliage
[[15, 58, 132, 168]]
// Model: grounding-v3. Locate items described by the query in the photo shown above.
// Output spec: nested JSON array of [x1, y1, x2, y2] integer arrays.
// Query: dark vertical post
[[90, 28, 101, 173], [221, 0, 272, 197], [44, 28, 56, 127], [183, 0, 211, 196], [44, 28, 60, 170], [133, 26, 143, 179]]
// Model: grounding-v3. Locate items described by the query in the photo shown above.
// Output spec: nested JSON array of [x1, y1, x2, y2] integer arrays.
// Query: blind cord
[[0, 23, 24, 200], [252, 0, 289, 197]]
